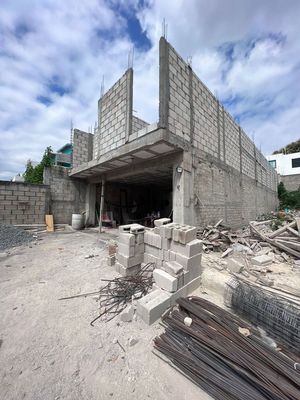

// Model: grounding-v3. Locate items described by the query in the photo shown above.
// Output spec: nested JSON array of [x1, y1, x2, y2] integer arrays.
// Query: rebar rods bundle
[[154, 297, 300, 400], [90, 263, 154, 326]]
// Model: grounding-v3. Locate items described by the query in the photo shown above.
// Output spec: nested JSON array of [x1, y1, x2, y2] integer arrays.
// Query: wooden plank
[[250, 223, 300, 258], [45, 215, 54, 232], [268, 221, 296, 239], [286, 226, 300, 238]]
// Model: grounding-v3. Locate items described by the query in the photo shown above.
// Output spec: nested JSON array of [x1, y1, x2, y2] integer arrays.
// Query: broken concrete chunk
[[251, 255, 272, 266], [232, 243, 253, 255], [120, 305, 134, 322], [226, 258, 244, 273], [129, 337, 138, 346]]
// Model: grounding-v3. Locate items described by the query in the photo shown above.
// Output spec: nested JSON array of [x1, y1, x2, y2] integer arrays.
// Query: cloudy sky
[[1, 0, 300, 180]]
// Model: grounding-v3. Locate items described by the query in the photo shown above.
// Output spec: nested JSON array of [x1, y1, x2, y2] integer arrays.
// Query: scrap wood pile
[[90, 263, 155, 325], [154, 296, 300, 400], [198, 215, 300, 260]]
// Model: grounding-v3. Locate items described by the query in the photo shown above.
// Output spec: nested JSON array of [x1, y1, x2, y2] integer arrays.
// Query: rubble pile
[[0, 223, 34, 251], [198, 216, 300, 262]]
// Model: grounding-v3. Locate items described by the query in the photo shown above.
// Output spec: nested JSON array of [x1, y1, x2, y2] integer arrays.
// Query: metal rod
[[99, 179, 105, 233]]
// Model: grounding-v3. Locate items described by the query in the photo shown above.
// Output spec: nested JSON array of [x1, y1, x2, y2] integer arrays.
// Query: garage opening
[[95, 164, 173, 227]]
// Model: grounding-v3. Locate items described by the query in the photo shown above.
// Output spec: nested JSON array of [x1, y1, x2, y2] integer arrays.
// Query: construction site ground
[[0, 230, 213, 400]]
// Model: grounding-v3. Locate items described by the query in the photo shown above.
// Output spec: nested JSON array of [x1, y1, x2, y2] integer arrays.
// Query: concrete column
[[85, 183, 96, 226], [125, 68, 133, 143], [173, 152, 194, 225], [159, 37, 170, 129]]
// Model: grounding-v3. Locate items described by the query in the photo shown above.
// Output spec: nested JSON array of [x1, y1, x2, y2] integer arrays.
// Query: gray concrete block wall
[[44, 166, 87, 224], [72, 129, 93, 167], [93, 69, 133, 159], [279, 174, 300, 191], [131, 116, 149, 134], [168, 44, 191, 141], [159, 37, 278, 226], [0, 181, 50, 225], [192, 154, 278, 228]]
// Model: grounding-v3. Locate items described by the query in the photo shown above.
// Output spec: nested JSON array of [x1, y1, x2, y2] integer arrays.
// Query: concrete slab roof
[[69, 127, 190, 182]]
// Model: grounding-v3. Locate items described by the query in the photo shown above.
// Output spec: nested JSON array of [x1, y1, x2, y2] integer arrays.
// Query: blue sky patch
[[37, 95, 52, 106]]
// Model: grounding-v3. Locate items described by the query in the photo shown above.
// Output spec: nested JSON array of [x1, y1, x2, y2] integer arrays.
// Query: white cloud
[[0, 0, 300, 179]]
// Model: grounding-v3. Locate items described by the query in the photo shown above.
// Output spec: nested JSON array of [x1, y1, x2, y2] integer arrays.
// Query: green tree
[[278, 181, 300, 209], [24, 146, 53, 184], [273, 139, 300, 155]]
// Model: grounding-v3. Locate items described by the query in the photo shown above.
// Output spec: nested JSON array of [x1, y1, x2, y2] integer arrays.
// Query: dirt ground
[[0, 230, 212, 400]]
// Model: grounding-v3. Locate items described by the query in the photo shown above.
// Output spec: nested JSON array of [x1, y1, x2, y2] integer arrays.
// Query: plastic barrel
[[72, 214, 84, 230]]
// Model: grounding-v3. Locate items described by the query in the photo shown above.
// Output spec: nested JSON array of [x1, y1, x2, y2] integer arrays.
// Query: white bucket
[[72, 214, 84, 230]]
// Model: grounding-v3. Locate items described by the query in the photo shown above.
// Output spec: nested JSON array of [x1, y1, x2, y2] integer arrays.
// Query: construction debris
[[90, 263, 155, 326], [198, 215, 300, 265], [154, 296, 300, 400]]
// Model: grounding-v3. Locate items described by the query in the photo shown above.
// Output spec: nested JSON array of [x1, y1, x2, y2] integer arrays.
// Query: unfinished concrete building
[[58, 37, 278, 228]]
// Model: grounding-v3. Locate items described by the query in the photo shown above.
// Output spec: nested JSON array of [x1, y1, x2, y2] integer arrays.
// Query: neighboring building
[[12, 174, 24, 182], [266, 152, 300, 191], [41, 37, 278, 227], [51, 143, 73, 168]]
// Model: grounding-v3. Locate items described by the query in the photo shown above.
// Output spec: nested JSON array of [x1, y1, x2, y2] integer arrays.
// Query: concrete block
[[118, 232, 135, 246], [163, 250, 170, 261], [159, 222, 179, 239], [144, 231, 162, 248], [251, 255, 272, 266], [144, 244, 159, 258], [162, 238, 171, 250], [136, 289, 171, 325], [175, 253, 202, 271], [135, 233, 144, 244], [119, 264, 141, 277], [107, 255, 115, 266], [169, 276, 201, 305], [154, 218, 171, 227], [119, 224, 132, 233], [144, 253, 159, 267], [153, 269, 178, 292], [227, 258, 244, 273], [169, 250, 176, 261], [134, 243, 144, 255], [178, 226, 197, 244], [153, 227, 160, 234], [116, 253, 143, 268], [163, 261, 183, 277], [130, 224, 145, 234], [171, 239, 203, 257], [118, 242, 135, 257]]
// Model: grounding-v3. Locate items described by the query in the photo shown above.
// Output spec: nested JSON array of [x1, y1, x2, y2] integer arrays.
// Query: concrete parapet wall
[[94, 69, 133, 159], [0, 181, 50, 225], [72, 129, 93, 168]]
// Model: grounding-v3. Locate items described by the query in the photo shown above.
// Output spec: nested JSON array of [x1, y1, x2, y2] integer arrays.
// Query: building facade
[[267, 152, 300, 191], [45, 37, 278, 227]]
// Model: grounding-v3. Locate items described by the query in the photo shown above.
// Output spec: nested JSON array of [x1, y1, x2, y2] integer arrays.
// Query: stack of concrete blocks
[[137, 218, 203, 325], [115, 224, 145, 276]]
